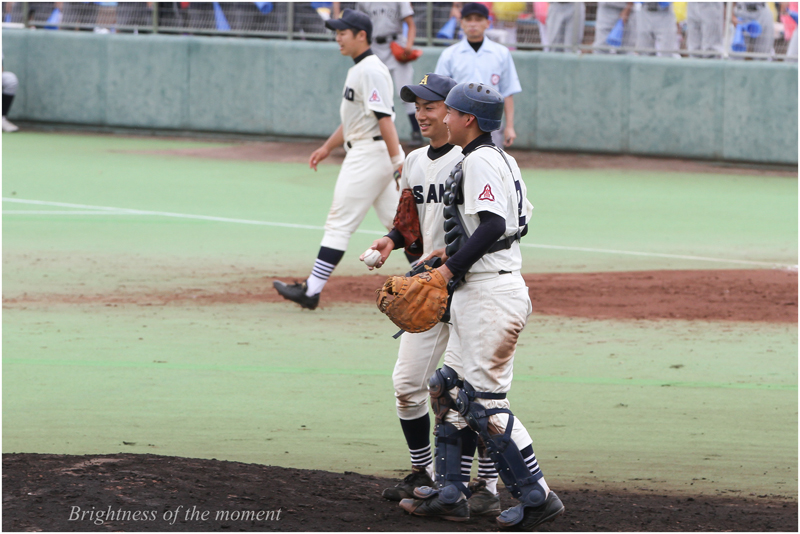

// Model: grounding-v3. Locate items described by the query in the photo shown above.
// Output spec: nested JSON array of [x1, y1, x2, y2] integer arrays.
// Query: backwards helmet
[[444, 82, 504, 132]]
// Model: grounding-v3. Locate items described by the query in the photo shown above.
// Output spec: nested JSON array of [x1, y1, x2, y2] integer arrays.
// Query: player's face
[[335, 29, 357, 56], [444, 106, 471, 146], [461, 14, 489, 41], [415, 98, 447, 141]]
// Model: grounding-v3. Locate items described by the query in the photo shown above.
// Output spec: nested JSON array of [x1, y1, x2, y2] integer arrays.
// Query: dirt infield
[[3, 453, 797, 532], [126, 139, 798, 177], [4, 269, 796, 324]]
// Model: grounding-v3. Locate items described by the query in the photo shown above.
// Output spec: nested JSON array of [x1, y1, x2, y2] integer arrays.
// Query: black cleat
[[273, 280, 320, 310], [382, 469, 434, 501], [496, 491, 564, 530], [399, 493, 469, 522], [467, 479, 501, 516]]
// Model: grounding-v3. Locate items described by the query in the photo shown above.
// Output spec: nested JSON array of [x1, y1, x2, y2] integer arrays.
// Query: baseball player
[[2, 54, 18, 133], [593, 2, 636, 53], [636, 2, 679, 57], [273, 9, 404, 309], [351, 2, 423, 146], [398, 82, 564, 529], [434, 3, 521, 148], [359, 73, 501, 517], [732, 2, 776, 57], [686, 2, 725, 57], [546, 1, 586, 52]]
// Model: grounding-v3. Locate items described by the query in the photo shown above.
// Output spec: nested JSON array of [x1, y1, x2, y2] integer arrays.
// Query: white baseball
[[362, 248, 382, 268]]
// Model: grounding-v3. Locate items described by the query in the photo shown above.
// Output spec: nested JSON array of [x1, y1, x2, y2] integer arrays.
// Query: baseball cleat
[[382, 469, 434, 501], [2, 117, 19, 132], [496, 490, 564, 530], [272, 280, 320, 310], [467, 481, 501, 516], [399, 494, 469, 522]]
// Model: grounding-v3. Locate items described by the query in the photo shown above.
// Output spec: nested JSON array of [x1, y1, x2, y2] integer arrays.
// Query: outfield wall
[[2, 30, 797, 165]]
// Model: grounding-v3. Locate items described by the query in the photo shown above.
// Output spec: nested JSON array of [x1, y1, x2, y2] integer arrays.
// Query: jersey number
[[514, 179, 526, 226]]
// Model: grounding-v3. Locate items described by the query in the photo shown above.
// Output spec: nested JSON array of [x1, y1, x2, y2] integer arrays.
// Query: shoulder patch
[[491, 74, 500, 85], [478, 184, 495, 202], [369, 89, 382, 103]]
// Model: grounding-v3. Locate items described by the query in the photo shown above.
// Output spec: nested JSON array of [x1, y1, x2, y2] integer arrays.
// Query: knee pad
[[428, 365, 460, 423], [433, 422, 472, 503]]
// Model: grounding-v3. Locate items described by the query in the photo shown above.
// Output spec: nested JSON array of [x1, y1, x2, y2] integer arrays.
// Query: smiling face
[[415, 98, 449, 147], [443, 106, 475, 147], [461, 13, 490, 42], [335, 28, 367, 57]]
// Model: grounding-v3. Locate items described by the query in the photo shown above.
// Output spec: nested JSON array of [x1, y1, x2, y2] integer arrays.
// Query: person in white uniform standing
[[398, 82, 564, 529], [354, 2, 423, 146], [434, 3, 522, 148], [274, 9, 404, 310], [636, 2, 679, 57], [546, 2, 586, 52], [360, 73, 503, 517], [686, 2, 725, 57]]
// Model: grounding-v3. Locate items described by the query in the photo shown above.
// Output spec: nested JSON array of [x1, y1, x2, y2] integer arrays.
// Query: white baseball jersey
[[341, 54, 396, 143], [357, 2, 413, 39], [434, 37, 522, 98], [457, 146, 533, 274], [399, 144, 464, 257]]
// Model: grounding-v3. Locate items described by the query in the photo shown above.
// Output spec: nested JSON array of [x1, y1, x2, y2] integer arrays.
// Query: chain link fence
[[2, 2, 797, 60]]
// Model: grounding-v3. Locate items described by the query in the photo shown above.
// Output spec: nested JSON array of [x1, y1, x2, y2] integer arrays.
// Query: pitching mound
[[3, 453, 796, 532]]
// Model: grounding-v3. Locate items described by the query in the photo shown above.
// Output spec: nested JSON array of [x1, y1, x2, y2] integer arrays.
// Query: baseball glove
[[391, 41, 423, 63], [376, 267, 448, 333], [393, 188, 423, 255]]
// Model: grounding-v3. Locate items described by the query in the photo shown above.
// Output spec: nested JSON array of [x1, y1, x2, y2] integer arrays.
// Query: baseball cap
[[401, 73, 458, 103], [325, 8, 372, 41], [461, 2, 490, 19]]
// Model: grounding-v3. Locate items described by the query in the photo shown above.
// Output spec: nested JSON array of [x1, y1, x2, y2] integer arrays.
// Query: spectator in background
[[593, 2, 635, 53], [782, 2, 798, 60], [731, 2, 775, 58], [546, 2, 585, 52], [636, 2, 679, 57], [435, 3, 522, 145], [686, 2, 725, 57], [3, 55, 19, 133], [59, 1, 98, 30], [116, 2, 152, 31]]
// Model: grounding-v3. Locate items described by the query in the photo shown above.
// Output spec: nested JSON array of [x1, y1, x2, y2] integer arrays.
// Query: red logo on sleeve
[[369, 89, 382, 103], [478, 184, 495, 201]]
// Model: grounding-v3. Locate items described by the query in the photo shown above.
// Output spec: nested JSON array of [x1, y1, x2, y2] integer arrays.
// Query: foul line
[[3, 197, 796, 269]]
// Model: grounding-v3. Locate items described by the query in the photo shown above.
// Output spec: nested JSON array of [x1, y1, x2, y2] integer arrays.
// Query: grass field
[[3, 132, 797, 501]]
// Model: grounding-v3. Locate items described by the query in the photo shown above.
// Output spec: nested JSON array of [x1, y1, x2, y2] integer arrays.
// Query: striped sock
[[305, 247, 344, 296], [461, 455, 473, 479], [409, 444, 432, 470], [522, 448, 541, 478], [478, 456, 499, 494]]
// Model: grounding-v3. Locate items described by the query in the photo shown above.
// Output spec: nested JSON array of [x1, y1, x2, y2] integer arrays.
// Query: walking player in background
[[434, 3, 521, 148], [273, 9, 404, 310], [398, 82, 563, 528]]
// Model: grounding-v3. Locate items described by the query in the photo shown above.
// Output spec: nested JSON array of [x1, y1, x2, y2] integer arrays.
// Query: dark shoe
[[399, 494, 469, 522], [467, 480, 501, 516], [496, 491, 564, 530], [382, 469, 434, 501], [273, 280, 319, 310], [410, 130, 423, 146]]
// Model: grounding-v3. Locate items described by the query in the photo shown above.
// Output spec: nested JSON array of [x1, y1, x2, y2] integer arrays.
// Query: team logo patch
[[419, 74, 429, 85], [369, 89, 382, 103], [491, 73, 500, 85], [478, 184, 495, 201]]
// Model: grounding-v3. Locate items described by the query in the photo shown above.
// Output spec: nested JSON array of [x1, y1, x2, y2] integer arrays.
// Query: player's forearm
[[378, 117, 402, 160], [503, 96, 515, 130], [444, 211, 506, 279], [324, 125, 345, 151], [406, 18, 417, 47]]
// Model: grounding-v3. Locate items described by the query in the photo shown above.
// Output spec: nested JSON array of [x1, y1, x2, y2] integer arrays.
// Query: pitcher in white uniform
[[399, 82, 564, 529], [274, 9, 404, 310]]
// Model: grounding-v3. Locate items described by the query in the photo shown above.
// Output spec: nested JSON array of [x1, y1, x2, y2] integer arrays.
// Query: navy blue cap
[[325, 8, 372, 41], [401, 73, 458, 103], [461, 2, 490, 19]]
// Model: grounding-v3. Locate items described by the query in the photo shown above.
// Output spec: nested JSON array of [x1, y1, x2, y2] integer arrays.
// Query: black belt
[[499, 270, 511, 275], [375, 34, 398, 44], [745, 3, 764, 11], [345, 135, 383, 149], [645, 4, 668, 11]]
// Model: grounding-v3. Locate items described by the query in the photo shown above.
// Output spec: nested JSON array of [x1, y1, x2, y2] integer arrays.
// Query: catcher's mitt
[[393, 188, 423, 256], [376, 266, 448, 333], [391, 41, 423, 63]]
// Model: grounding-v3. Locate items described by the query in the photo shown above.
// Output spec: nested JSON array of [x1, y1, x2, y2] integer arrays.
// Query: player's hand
[[503, 125, 517, 147], [309, 145, 331, 171], [393, 164, 403, 191], [436, 263, 454, 283], [422, 247, 448, 264], [361, 237, 394, 270]]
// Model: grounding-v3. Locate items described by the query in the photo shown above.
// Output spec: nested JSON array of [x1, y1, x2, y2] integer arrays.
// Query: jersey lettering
[[478, 184, 495, 201], [343, 86, 355, 101], [412, 185, 424, 203], [412, 184, 448, 204]]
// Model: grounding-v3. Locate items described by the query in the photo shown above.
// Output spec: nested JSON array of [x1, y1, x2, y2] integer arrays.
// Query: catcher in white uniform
[[360, 73, 502, 517], [274, 9, 405, 310], [396, 82, 565, 529]]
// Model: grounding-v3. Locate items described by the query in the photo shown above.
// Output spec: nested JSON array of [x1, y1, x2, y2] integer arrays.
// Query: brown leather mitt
[[376, 267, 448, 333], [391, 41, 423, 63], [393, 188, 422, 253]]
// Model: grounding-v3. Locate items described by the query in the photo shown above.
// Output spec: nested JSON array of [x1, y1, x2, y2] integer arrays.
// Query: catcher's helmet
[[444, 82, 504, 132]]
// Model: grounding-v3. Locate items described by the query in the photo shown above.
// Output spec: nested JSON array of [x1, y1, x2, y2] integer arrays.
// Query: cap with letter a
[[400, 73, 458, 103]]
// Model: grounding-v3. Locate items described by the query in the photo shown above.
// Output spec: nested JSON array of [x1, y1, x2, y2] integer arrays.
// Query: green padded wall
[[2, 29, 796, 164]]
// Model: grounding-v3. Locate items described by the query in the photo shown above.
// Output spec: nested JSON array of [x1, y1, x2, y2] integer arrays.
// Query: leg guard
[[427, 423, 473, 503], [454, 380, 546, 509], [428, 364, 461, 424]]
